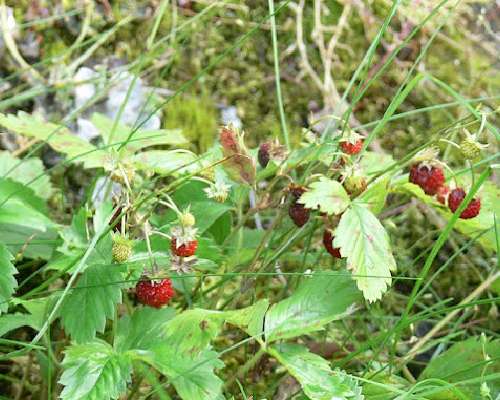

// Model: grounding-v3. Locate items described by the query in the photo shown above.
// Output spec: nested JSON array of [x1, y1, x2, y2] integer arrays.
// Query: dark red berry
[[323, 230, 342, 258], [171, 238, 198, 257], [258, 142, 271, 168], [436, 185, 450, 205], [448, 188, 481, 219], [136, 278, 175, 308], [289, 202, 310, 227], [340, 140, 363, 155], [409, 163, 445, 195]]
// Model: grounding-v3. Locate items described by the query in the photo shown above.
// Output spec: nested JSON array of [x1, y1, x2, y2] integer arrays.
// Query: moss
[[162, 94, 218, 153]]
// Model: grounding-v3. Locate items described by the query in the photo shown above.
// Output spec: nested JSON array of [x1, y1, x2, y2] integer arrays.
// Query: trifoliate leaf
[[334, 203, 396, 302], [264, 272, 361, 342], [142, 344, 224, 400], [59, 340, 132, 400], [60, 264, 122, 343], [298, 177, 350, 215], [0, 243, 17, 314], [268, 343, 363, 400]]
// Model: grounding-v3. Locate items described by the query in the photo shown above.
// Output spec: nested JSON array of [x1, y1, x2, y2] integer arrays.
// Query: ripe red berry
[[409, 163, 445, 195], [323, 230, 342, 258], [258, 142, 271, 168], [289, 202, 310, 227], [436, 185, 450, 205], [136, 278, 175, 308], [171, 238, 198, 257], [448, 188, 481, 219], [340, 139, 363, 155]]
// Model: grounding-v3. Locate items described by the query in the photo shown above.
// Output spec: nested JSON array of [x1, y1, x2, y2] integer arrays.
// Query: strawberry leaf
[[0, 151, 54, 200], [420, 337, 500, 399], [141, 345, 224, 400], [60, 264, 123, 343], [115, 307, 175, 352], [0, 112, 108, 169], [264, 272, 361, 342], [334, 203, 396, 302], [298, 177, 350, 215], [59, 339, 132, 400], [163, 309, 227, 355], [0, 243, 17, 315], [268, 343, 363, 400]]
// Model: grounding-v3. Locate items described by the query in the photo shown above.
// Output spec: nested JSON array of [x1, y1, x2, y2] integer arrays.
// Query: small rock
[[76, 118, 100, 141], [73, 67, 99, 109], [220, 106, 242, 129]]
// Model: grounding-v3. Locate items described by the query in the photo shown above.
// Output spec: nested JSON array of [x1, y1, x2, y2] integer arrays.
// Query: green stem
[[268, 0, 290, 150]]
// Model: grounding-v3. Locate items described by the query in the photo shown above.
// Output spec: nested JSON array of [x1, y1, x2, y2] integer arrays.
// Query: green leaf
[[115, 307, 175, 352], [268, 343, 363, 400], [59, 339, 132, 400], [334, 203, 396, 302], [142, 345, 224, 400], [132, 150, 198, 174], [264, 272, 361, 342], [0, 243, 17, 314], [60, 264, 122, 343], [0, 313, 35, 337], [18, 295, 59, 330], [419, 337, 500, 400], [0, 112, 108, 169], [298, 177, 350, 215], [225, 299, 269, 338], [0, 151, 53, 199], [357, 176, 390, 214], [361, 372, 409, 399], [163, 309, 226, 355], [91, 113, 187, 152]]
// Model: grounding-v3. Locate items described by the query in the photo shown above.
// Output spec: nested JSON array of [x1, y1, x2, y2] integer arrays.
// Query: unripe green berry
[[180, 211, 196, 227], [460, 138, 481, 160], [112, 236, 133, 263]]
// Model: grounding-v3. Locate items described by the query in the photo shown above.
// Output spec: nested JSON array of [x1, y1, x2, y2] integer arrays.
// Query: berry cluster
[[409, 159, 481, 220]]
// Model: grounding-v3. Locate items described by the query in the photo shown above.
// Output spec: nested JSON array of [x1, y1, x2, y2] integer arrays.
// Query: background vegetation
[[0, 0, 498, 399]]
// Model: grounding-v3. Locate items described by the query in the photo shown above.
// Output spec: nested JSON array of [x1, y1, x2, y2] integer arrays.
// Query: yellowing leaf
[[298, 177, 350, 215], [334, 203, 396, 302]]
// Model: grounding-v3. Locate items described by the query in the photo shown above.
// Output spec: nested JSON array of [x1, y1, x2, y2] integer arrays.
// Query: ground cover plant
[[0, 0, 499, 399]]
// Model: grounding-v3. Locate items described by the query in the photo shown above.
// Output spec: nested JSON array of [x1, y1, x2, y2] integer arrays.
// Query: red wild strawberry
[[436, 185, 450, 205], [136, 278, 175, 308], [409, 163, 445, 195], [323, 230, 342, 259], [258, 142, 271, 168], [448, 188, 481, 219], [171, 237, 198, 257], [289, 202, 310, 227], [287, 184, 310, 227], [340, 139, 363, 155]]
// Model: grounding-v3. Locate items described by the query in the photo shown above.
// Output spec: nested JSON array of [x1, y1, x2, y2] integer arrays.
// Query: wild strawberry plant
[[0, 2, 498, 400]]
